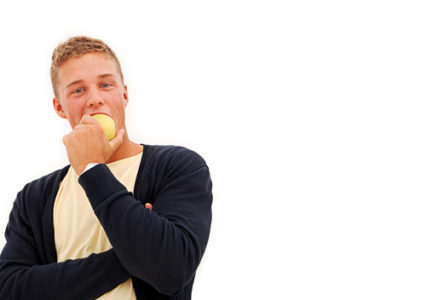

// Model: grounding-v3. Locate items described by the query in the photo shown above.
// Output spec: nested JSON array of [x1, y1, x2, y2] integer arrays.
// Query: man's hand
[[63, 114, 125, 175], [145, 203, 153, 211]]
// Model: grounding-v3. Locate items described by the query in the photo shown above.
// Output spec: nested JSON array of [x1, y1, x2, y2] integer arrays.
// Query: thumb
[[109, 129, 125, 153]]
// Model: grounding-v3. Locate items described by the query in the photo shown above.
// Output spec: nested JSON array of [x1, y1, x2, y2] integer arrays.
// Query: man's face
[[53, 53, 128, 131]]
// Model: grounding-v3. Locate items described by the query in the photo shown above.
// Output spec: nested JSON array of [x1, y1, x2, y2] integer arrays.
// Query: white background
[[0, 1, 425, 299]]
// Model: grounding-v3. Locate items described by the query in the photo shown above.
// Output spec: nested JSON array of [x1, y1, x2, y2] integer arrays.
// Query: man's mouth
[[90, 112, 112, 118]]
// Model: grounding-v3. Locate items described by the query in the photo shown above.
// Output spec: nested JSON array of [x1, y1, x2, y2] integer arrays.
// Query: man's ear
[[53, 98, 67, 119], [123, 85, 129, 107]]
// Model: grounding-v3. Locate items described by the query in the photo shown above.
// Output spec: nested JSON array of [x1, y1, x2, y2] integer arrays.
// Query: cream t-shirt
[[54, 152, 143, 300]]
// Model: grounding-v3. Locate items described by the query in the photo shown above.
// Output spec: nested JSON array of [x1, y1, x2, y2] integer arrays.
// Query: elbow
[[150, 235, 201, 295], [150, 261, 196, 295], [123, 241, 200, 295], [115, 221, 207, 295]]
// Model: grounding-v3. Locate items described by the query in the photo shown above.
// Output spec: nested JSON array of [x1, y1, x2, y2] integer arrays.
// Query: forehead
[[58, 53, 120, 86]]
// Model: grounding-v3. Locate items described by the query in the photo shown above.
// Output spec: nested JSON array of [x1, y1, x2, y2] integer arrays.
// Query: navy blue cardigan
[[0, 144, 212, 299]]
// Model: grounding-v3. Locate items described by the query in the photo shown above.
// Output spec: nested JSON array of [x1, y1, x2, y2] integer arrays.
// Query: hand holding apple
[[62, 114, 125, 175]]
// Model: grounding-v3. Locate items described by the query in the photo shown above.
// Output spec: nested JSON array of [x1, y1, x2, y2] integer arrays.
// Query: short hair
[[50, 36, 124, 98]]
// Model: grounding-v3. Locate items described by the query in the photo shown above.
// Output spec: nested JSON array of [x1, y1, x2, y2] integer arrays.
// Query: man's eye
[[102, 83, 112, 88], [74, 88, 84, 94]]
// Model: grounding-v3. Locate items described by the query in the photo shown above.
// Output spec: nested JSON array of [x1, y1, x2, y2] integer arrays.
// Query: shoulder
[[16, 166, 70, 215], [21, 166, 70, 197], [139, 145, 209, 187], [143, 144, 208, 171]]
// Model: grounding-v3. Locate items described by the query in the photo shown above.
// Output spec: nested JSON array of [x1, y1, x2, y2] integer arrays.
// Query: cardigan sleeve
[[0, 186, 130, 300], [78, 147, 213, 295]]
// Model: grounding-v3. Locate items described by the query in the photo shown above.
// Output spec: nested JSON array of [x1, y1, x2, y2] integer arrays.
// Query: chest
[[53, 155, 142, 261]]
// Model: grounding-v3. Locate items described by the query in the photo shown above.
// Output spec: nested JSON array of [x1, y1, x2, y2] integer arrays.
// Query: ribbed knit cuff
[[78, 164, 127, 209]]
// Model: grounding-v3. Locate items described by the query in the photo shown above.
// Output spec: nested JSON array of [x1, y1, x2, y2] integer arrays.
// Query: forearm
[[0, 248, 130, 300], [79, 163, 212, 295], [0, 249, 129, 300]]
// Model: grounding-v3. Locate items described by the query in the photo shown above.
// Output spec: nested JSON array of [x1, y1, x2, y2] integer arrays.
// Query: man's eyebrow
[[98, 73, 114, 79], [65, 80, 83, 89]]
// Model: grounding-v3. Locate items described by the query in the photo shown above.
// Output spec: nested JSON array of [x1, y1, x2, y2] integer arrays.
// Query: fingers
[[75, 115, 105, 136], [79, 114, 96, 125], [71, 115, 98, 134], [145, 203, 153, 211], [109, 129, 125, 153]]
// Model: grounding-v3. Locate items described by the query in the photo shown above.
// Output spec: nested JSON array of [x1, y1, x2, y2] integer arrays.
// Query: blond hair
[[50, 36, 124, 98]]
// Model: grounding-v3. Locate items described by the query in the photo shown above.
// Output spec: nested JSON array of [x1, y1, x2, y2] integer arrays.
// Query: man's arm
[[0, 190, 130, 300], [62, 116, 213, 295], [78, 148, 213, 296]]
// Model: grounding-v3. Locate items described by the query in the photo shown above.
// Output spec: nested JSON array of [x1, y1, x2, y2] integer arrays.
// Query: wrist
[[81, 163, 99, 175]]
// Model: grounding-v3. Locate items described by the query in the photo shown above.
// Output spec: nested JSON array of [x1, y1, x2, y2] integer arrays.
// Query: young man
[[0, 36, 212, 300]]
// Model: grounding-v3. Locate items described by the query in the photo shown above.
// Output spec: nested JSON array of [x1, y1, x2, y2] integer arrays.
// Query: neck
[[106, 133, 143, 163]]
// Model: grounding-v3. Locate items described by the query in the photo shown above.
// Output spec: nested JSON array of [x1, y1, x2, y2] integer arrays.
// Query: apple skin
[[92, 114, 116, 141]]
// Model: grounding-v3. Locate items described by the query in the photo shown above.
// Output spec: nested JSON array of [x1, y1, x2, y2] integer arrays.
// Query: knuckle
[[94, 124, 104, 135]]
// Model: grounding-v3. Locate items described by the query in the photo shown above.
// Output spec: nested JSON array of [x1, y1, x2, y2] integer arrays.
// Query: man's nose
[[86, 89, 105, 107]]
